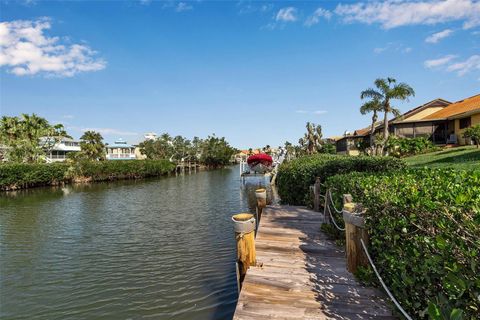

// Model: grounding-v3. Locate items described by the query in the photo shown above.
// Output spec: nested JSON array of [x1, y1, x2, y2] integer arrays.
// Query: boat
[[247, 153, 273, 173]]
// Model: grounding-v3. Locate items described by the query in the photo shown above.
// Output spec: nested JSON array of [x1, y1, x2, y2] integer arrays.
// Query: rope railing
[[328, 189, 344, 214], [322, 188, 414, 320], [360, 239, 413, 320], [323, 189, 345, 231]]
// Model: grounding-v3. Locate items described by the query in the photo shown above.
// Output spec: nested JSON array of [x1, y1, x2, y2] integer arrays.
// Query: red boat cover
[[247, 153, 273, 165]]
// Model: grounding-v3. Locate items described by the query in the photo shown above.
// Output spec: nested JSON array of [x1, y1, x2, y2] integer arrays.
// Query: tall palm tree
[[360, 77, 415, 152], [360, 98, 383, 149], [80, 130, 105, 160]]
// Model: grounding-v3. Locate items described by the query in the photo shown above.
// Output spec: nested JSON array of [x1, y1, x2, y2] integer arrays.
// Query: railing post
[[313, 177, 321, 211], [255, 188, 267, 221], [342, 195, 369, 274], [232, 213, 256, 286]]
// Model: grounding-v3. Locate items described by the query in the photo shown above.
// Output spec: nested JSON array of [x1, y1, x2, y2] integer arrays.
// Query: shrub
[[387, 136, 439, 157], [0, 160, 176, 190], [463, 124, 480, 148], [326, 169, 480, 319], [276, 154, 405, 205], [69, 159, 176, 181], [0, 163, 69, 190]]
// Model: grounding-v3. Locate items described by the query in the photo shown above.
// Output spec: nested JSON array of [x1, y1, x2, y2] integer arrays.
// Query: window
[[459, 117, 471, 129]]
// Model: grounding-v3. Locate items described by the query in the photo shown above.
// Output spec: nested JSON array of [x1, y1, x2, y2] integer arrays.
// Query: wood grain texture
[[233, 205, 397, 320]]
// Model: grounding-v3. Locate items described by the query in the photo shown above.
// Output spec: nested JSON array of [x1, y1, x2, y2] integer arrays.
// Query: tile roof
[[353, 121, 382, 136], [423, 94, 480, 120]]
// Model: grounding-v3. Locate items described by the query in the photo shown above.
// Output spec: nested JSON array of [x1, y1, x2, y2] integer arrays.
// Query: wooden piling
[[232, 213, 256, 284], [255, 188, 267, 221], [313, 177, 321, 211], [342, 197, 368, 274]]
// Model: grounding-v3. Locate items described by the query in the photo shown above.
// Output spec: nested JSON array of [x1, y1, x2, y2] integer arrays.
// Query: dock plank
[[233, 205, 396, 320]]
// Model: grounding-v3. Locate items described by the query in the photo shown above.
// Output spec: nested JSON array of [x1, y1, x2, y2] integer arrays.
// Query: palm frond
[[360, 99, 382, 115], [389, 83, 415, 101], [360, 88, 383, 100], [374, 78, 389, 94]]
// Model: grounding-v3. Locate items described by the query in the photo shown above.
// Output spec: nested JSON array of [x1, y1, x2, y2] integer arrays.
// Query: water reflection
[[0, 166, 276, 320]]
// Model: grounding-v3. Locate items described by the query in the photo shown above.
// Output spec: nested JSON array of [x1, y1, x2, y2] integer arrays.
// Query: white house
[[45, 138, 81, 162], [105, 139, 136, 160]]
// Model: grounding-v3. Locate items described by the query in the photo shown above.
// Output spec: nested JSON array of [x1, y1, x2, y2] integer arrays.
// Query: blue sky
[[1, 0, 479, 148]]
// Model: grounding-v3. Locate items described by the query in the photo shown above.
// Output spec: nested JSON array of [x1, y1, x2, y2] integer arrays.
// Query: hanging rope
[[326, 203, 346, 231], [323, 189, 346, 231], [360, 239, 413, 320], [328, 189, 344, 214]]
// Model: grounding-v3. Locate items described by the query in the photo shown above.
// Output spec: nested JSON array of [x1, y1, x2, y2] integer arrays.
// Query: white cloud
[[335, 0, 480, 29], [0, 18, 106, 77], [424, 54, 457, 68], [276, 7, 298, 22], [305, 8, 332, 27], [176, 2, 193, 12], [447, 55, 480, 76], [238, 3, 273, 15], [425, 29, 453, 43], [373, 42, 412, 54], [81, 127, 138, 136]]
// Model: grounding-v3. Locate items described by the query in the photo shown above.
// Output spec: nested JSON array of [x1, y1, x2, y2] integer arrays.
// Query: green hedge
[[326, 169, 480, 320], [0, 160, 176, 190], [0, 163, 69, 190], [276, 154, 406, 205], [70, 159, 175, 181]]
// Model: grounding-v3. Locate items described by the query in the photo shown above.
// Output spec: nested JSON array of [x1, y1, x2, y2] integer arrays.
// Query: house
[[337, 95, 479, 154], [45, 138, 81, 162], [105, 139, 136, 160], [378, 98, 452, 144], [422, 94, 480, 145], [336, 123, 381, 155]]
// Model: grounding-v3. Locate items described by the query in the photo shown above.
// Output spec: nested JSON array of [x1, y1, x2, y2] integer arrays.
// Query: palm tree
[[80, 131, 105, 160], [361, 78, 415, 153], [359, 98, 383, 150]]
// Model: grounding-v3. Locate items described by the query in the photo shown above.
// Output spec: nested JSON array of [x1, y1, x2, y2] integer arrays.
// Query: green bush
[[276, 154, 406, 205], [326, 169, 480, 319], [387, 136, 439, 157], [0, 163, 69, 190], [0, 160, 176, 190], [70, 159, 176, 181]]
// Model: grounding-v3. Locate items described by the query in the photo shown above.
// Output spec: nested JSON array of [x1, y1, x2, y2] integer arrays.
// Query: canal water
[[0, 166, 275, 320]]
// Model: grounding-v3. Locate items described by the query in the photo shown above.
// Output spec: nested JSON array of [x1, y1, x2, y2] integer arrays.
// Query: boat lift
[[240, 148, 286, 185]]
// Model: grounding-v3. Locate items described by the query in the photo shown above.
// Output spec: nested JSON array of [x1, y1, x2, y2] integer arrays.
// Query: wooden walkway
[[233, 205, 397, 320]]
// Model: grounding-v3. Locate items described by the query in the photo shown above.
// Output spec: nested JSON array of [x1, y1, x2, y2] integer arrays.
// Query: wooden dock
[[233, 205, 397, 320]]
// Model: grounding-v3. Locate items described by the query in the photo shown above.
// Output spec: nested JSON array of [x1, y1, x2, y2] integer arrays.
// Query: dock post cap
[[255, 189, 267, 199], [232, 213, 256, 234]]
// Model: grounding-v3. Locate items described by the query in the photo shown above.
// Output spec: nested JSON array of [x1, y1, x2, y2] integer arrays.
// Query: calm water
[[0, 166, 274, 320]]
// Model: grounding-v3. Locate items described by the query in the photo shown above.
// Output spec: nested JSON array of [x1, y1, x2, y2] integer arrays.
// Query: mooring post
[[342, 195, 368, 274], [255, 188, 267, 221], [313, 177, 321, 212], [232, 213, 256, 286]]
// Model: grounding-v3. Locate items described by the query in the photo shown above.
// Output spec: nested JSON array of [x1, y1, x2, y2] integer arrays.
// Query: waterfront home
[[335, 126, 377, 156], [336, 94, 479, 154], [105, 139, 136, 160], [45, 138, 81, 162], [421, 94, 480, 145]]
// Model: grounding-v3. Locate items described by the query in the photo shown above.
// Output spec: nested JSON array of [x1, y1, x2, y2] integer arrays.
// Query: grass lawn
[[405, 146, 480, 169]]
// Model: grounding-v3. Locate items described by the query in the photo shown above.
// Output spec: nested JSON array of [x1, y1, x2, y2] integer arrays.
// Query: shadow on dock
[[233, 205, 397, 320]]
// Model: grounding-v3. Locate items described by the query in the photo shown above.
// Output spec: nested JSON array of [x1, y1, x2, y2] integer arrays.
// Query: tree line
[[0, 114, 237, 166], [138, 134, 237, 167]]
